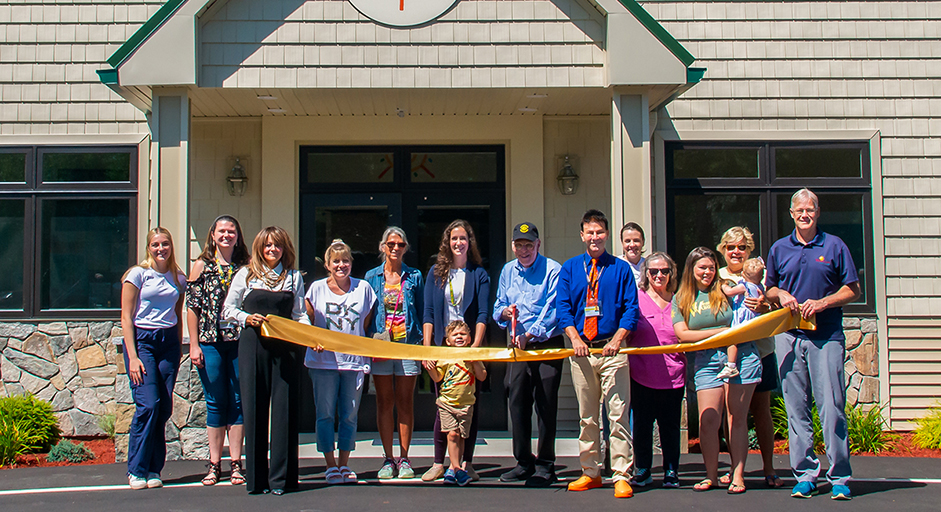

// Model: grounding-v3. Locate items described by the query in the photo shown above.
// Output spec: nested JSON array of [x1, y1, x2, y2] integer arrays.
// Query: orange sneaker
[[614, 479, 634, 498], [567, 475, 603, 491]]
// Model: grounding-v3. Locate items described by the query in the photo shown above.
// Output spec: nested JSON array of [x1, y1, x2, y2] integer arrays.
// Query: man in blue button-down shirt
[[766, 189, 860, 501], [493, 222, 563, 487], [557, 210, 638, 498]]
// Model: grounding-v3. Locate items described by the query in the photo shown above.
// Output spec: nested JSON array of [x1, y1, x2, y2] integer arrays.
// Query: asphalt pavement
[[1, 454, 939, 511]]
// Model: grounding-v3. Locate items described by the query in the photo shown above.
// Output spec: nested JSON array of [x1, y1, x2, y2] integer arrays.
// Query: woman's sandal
[[201, 461, 221, 486], [728, 483, 747, 494], [693, 479, 716, 492], [339, 465, 358, 484], [325, 466, 344, 485], [765, 474, 784, 488], [230, 460, 246, 485], [719, 472, 731, 485]]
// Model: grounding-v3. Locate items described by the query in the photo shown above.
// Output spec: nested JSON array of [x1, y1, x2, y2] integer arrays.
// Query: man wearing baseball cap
[[493, 222, 564, 487]]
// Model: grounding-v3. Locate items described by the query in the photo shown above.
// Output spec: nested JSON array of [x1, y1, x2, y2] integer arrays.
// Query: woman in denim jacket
[[364, 226, 425, 479]]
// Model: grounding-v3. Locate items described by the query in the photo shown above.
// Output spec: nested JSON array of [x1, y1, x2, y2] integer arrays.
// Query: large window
[[0, 146, 137, 318], [666, 141, 874, 314]]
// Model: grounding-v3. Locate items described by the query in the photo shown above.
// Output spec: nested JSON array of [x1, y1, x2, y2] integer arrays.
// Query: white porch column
[[610, 89, 652, 247], [148, 89, 191, 262]]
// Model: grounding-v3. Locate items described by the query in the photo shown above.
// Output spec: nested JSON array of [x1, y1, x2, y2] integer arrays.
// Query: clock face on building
[[349, 0, 459, 27]]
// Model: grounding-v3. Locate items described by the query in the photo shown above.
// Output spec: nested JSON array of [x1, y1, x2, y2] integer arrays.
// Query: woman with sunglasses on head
[[186, 215, 251, 487], [222, 226, 309, 496], [120, 227, 187, 490], [364, 227, 425, 480], [628, 252, 685, 489], [716, 227, 781, 488], [305, 239, 377, 485], [673, 247, 760, 494], [421, 219, 490, 482]]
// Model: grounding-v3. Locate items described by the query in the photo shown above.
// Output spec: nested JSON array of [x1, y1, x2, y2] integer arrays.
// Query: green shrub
[[846, 403, 898, 454], [747, 428, 759, 450], [46, 440, 95, 463], [96, 410, 116, 440], [913, 403, 941, 450], [770, 393, 825, 452], [0, 417, 43, 467], [0, 394, 61, 452]]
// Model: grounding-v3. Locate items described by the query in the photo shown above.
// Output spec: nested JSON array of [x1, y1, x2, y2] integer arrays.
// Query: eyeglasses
[[647, 268, 669, 276], [791, 208, 817, 215], [727, 244, 748, 251], [385, 242, 407, 249]]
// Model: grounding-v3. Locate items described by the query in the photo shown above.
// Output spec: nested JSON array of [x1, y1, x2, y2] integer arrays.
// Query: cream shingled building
[[0, 1, 936, 460]]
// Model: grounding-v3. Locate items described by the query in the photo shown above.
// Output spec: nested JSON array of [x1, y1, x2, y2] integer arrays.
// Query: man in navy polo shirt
[[557, 209, 638, 498], [765, 188, 860, 501]]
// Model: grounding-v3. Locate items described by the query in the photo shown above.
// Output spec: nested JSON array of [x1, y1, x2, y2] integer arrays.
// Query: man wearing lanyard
[[493, 222, 563, 487], [765, 189, 860, 500], [557, 209, 639, 498]]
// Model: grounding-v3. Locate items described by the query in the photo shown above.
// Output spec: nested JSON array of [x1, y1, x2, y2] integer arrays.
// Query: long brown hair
[[433, 219, 483, 285], [674, 246, 728, 323], [122, 227, 185, 287], [196, 215, 250, 266], [247, 226, 296, 286]]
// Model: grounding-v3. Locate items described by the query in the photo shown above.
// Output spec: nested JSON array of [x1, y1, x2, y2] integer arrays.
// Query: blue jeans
[[310, 369, 364, 453], [124, 326, 180, 478], [197, 341, 243, 428]]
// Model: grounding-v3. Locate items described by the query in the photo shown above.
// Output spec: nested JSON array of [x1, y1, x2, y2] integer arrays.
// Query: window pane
[[775, 147, 863, 178], [42, 151, 131, 182], [671, 147, 759, 179], [41, 199, 131, 309], [0, 152, 26, 183], [775, 193, 866, 303], [313, 206, 389, 280], [410, 152, 498, 183], [0, 200, 25, 310], [305, 152, 394, 183], [670, 193, 762, 266]]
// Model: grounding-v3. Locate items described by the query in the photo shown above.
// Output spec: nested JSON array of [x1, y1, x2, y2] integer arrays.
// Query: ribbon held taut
[[260, 308, 815, 362]]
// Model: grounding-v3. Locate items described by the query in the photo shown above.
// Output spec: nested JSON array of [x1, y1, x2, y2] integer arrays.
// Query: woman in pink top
[[628, 252, 685, 489]]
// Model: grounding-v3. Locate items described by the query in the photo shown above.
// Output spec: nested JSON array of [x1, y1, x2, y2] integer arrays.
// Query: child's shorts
[[436, 398, 473, 439]]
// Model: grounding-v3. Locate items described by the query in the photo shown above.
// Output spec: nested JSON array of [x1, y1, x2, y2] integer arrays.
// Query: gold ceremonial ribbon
[[259, 307, 815, 362]]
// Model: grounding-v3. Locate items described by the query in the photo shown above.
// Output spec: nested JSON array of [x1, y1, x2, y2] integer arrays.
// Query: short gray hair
[[790, 188, 819, 210], [378, 226, 409, 261]]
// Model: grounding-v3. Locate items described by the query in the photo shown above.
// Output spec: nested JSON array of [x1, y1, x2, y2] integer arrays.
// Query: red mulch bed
[[2, 438, 115, 469], [689, 432, 941, 458]]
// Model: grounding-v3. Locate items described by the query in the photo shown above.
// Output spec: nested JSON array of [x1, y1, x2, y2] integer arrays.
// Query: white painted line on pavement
[[0, 481, 230, 496]]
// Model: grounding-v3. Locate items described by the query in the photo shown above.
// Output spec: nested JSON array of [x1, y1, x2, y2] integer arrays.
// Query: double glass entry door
[[298, 146, 507, 433]]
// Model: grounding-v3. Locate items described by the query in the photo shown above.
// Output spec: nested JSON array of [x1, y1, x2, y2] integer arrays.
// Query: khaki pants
[[569, 353, 633, 480]]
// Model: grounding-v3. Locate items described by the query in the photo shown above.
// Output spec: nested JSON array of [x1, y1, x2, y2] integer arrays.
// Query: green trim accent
[[687, 67, 706, 84], [96, 68, 118, 85], [618, 0, 695, 68], [106, 0, 187, 68]]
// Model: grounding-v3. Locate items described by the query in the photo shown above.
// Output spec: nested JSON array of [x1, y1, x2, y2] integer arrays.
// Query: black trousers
[[630, 379, 684, 474], [506, 335, 564, 470]]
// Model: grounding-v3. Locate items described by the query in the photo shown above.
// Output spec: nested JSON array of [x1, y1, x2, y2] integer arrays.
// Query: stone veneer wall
[[0, 321, 208, 463], [843, 316, 880, 407]]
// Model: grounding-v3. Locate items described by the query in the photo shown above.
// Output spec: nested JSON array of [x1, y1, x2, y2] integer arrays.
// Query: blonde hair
[[324, 239, 352, 267], [247, 226, 296, 286], [123, 227, 185, 286], [742, 257, 766, 283], [675, 247, 728, 323], [716, 226, 756, 263], [445, 320, 470, 340]]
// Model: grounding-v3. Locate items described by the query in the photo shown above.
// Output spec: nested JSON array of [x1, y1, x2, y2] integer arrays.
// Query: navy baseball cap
[[512, 222, 539, 242]]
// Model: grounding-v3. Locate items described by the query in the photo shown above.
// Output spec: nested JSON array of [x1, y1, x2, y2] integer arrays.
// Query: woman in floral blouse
[[186, 215, 251, 486]]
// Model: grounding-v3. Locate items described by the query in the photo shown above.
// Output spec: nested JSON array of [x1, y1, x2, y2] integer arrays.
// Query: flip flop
[[719, 472, 731, 485], [325, 466, 344, 485], [728, 483, 747, 494], [694, 479, 716, 492], [765, 474, 784, 488]]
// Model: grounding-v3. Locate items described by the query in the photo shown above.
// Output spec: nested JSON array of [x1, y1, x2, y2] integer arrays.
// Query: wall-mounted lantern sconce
[[227, 157, 248, 196], [557, 155, 579, 195]]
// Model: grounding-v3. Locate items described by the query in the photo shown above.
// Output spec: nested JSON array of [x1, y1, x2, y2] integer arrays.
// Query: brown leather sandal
[[202, 462, 221, 486], [230, 460, 246, 485]]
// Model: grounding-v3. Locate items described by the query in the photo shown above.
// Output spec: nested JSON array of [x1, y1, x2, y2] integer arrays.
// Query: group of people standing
[[117, 187, 859, 500]]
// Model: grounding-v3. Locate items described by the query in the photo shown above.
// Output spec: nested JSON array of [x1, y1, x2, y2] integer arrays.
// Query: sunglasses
[[647, 268, 669, 276], [727, 244, 748, 251], [385, 242, 407, 249]]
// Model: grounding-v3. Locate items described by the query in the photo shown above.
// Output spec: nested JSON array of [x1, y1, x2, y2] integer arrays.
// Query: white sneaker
[[128, 474, 147, 490], [146, 472, 163, 488], [717, 365, 739, 379]]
